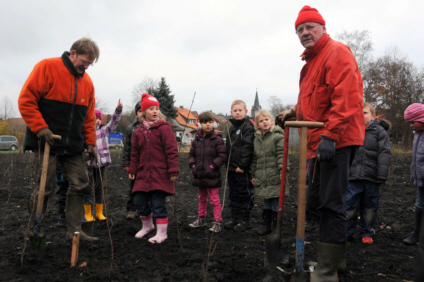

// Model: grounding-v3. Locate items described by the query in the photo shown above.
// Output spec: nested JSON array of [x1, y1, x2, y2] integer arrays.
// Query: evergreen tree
[[152, 77, 178, 120]]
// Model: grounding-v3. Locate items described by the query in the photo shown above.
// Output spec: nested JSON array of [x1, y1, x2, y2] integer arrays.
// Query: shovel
[[284, 121, 323, 280], [265, 125, 290, 268], [29, 135, 61, 253]]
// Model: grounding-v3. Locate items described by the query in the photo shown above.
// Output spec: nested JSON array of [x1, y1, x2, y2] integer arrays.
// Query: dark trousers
[[307, 146, 357, 244], [228, 171, 254, 210], [306, 158, 321, 224], [346, 180, 380, 238], [134, 190, 168, 219], [84, 166, 106, 204], [126, 180, 136, 211]]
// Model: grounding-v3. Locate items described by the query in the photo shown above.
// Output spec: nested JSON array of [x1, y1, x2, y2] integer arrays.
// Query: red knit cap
[[295, 6, 326, 30], [140, 93, 160, 112]]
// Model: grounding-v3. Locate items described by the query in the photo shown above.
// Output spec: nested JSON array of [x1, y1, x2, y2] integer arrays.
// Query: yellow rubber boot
[[95, 203, 107, 221], [84, 205, 96, 222]]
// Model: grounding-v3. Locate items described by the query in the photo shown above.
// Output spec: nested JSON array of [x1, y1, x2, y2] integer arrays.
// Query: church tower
[[251, 88, 261, 118]]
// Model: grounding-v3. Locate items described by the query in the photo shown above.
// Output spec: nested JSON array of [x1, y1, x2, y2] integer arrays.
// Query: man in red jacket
[[278, 6, 365, 281], [18, 38, 99, 242]]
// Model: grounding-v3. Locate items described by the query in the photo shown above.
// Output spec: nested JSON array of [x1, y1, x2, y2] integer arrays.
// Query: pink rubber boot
[[135, 214, 155, 239], [148, 218, 168, 244]]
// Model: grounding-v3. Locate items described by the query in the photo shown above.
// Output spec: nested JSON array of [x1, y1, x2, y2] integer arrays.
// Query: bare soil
[[0, 151, 419, 281]]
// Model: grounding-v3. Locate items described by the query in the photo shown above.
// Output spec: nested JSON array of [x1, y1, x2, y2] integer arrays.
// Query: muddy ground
[[0, 150, 420, 281]]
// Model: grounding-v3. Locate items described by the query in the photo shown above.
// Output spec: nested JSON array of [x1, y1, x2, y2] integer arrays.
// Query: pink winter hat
[[95, 109, 102, 120], [404, 103, 424, 123]]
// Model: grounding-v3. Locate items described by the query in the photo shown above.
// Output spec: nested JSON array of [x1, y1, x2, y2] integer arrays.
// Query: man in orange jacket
[[278, 6, 365, 281], [18, 38, 100, 242]]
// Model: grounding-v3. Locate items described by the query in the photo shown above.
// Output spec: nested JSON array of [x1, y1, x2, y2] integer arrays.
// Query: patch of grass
[[0, 150, 19, 154]]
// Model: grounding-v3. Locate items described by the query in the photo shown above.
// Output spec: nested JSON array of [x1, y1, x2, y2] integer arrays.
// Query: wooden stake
[[71, 232, 80, 268]]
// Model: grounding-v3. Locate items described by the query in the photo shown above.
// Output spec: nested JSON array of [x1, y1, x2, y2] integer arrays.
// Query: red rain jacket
[[128, 120, 179, 195], [296, 33, 365, 159]]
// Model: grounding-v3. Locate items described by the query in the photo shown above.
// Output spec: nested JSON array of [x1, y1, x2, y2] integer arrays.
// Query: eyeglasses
[[296, 24, 321, 35], [78, 56, 94, 67]]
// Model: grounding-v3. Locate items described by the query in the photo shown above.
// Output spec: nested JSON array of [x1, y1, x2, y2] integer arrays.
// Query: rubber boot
[[95, 203, 107, 221], [149, 218, 168, 244], [224, 207, 240, 229], [233, 209, 252, 232], [66, 194, 99, 242], [310, 242, 346, 282], [258, 209, 273, 236], [84, 204, 96, 222], [404, 207, 423, 245], [135, 214, 155, 239]]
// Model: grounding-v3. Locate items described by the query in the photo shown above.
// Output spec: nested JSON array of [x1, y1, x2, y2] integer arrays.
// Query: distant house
[[174, 106, 198, 143]]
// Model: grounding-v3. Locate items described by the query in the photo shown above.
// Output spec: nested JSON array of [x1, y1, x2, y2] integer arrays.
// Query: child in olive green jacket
[[250, 109, 285, 236]]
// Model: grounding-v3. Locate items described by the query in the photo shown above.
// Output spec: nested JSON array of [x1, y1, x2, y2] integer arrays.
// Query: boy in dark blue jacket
[[224, 100, 255, 232], [346, 103, 391, 244]]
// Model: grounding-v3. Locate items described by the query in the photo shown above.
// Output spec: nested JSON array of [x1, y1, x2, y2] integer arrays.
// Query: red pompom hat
[[140, 93, 160, 112], [295, 5, 325, 30]]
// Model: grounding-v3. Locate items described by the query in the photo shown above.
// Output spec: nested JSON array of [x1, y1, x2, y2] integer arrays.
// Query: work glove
[[36, 128, 54, 146], [316, 135, 336, 162], [275, 106, 296, 128], [87, 145, 97, 164]]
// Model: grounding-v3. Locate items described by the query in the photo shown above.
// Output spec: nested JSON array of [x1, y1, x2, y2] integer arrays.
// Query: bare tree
[[95, 96, 110, 114], [336, 30, 373, 74], [366, 48, 424, 146], [267, 95, 294, 118], [0, 96, 15, 120], [131, 77, 157, 111]]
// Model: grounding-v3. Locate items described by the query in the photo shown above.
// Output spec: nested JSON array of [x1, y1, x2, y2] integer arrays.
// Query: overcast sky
[[2, 0, 423, 118]]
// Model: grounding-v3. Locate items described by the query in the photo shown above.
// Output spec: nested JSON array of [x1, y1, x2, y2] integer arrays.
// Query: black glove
[[275, 106, 296, 128], [36, 128, 54, 146], [316, 135, 336, 162], [87, 145, 97, 163]]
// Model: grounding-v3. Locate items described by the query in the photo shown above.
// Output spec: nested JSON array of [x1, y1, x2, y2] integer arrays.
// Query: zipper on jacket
[[64, 76, 78, 153]]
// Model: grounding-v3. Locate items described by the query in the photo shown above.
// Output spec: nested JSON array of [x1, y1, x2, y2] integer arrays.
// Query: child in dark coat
[[128, 93, 179, 244], [345, 103, 391, 244], [188, 112, 227, 232], [403, 103, 424, 245], [224, 100, 255, 232], [122, 101, 142, 219]]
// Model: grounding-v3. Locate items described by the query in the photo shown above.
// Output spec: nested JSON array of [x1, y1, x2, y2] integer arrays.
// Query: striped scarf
[[143, 120, 159, 129]]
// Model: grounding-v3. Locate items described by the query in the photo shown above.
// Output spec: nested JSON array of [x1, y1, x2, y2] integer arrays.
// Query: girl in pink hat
[[403, 103, 424, 245]]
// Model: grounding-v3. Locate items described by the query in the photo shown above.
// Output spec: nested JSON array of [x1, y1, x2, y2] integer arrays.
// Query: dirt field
[[0, 150, 420, 281]]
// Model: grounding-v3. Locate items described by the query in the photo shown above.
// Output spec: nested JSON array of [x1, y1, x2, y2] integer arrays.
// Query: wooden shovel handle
[[285, 121, 324, 128], [35, 135, 61, 218]]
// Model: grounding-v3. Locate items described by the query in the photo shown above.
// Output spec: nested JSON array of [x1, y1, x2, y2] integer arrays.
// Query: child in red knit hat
[[128, 93, 179, 244]]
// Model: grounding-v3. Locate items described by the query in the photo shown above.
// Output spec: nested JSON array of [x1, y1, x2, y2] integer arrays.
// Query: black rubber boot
[[224, 208, 240, 230], [233, 209, 252, 232], [310, 242, 346, 282], [65, 194, 99, 242], [258, 209, 272, 236], [404, 207, 423, 245]]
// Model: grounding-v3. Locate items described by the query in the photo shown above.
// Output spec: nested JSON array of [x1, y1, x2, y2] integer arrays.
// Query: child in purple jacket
[[84, 99, 123, 222], [188, 111, 227, 232], [404, 103, 424, 245]]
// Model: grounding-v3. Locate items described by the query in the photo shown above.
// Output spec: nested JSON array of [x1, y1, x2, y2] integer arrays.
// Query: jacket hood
[[196, 130, 220, 139], [61, 51, 84, 77], [377, 119, 391, 131], [255, 125, 283, 136]]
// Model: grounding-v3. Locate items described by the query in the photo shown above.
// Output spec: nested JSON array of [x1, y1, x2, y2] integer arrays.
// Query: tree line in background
[[1, 30, 423, 150]]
